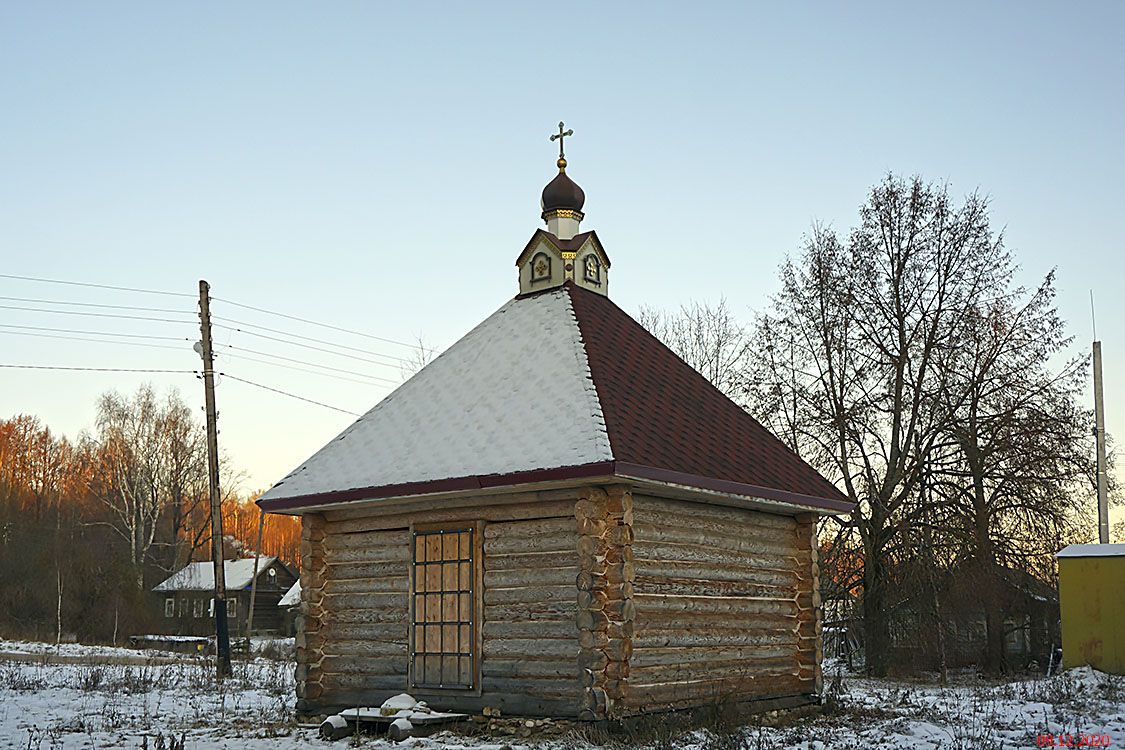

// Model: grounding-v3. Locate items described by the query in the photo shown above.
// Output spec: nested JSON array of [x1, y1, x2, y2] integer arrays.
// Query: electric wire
[[0, 273, 193, 298], [0, 303, 196, 325], [210, 296, 426, 351], [213, 317, 413, 364], [213, 323, 409, 369], [219, 342, 401, 384], [0, 364, 197, 374], [0, 295, 194, 315], [221, 351, 398, 387], [219, 373, 361, 416], [0, 323, 190, 342], [0, 329, 190, 351]]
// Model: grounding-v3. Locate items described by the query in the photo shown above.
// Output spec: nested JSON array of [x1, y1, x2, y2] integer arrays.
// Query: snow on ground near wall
[[1, 641, 1123, 749]]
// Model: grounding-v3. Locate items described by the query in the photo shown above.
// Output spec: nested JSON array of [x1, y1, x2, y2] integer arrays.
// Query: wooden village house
[[258, 137, 854, 720], [152, 557, 297, 636]]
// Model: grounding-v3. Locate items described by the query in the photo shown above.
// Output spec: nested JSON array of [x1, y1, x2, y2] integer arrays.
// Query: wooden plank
[[631, 558, 799, 590], [622, 673, 806, 707], [486, 533, 574, 556], [484, 603, 575, 622], [480, 676, 579, 699], [323, 592, 406, 611], [632, 575, 793, 599], [320, 655, 409, 676], [322, 635, 409, 654], [332, 607, 409, 625], [323, 575, 408, 595]]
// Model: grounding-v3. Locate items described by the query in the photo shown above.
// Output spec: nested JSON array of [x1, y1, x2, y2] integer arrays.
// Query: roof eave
[[257, 460, 852, 516]]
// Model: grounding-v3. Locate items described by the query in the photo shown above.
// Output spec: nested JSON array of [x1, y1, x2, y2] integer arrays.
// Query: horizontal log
[[633, 495, 797, 531], [325, 561, 410, 581], [483, 619, 576, 641], [631, 646, 796, 669], [632, 575, 794, 599], [486, 550, 578, 572], [485, 565, 576, 590], [323, 592, 407, 611], [484, 638, 578, 659], [304, 688, 579, 718], [330, 607, 409, 625], [633, 593, 798, 617], [484, 602, 575, 621], [321, 637, 409, 656], [631, 541, 797, 570], [633, 630, 797, 650], [484, 516, 575, 539], [319, 655, 409, 676], [480, 676, 579, 700], [631, 521, 798, 558], [318, 622, 410, 642], [636, 610, 800, 635], [631, 559, 800, 589], [485, 584, 575, 606], [486, 533, 575, 556], [324, 497, 578, 534], [482, 657, 579, 680], [621, 672, 806, 708], [324, 545, 411, 565], [323, 575, 408, 595], [319, 673, 411, 692]]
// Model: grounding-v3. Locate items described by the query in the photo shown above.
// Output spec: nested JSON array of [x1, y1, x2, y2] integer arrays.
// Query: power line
[[0, 329, 189, 351], [0, 295, 193, 315], [219, 342, 401, 384], [211, 296, 426, 351], [0, 323, 189, 342], [213, 316, 413, 364], [213, 322, 409, 369], [0, 303, 195, 325], [222, 351, 397, 387], [219, 373, 361, 416], [0, 273, 193, 298], [0, 364, 196, 374]]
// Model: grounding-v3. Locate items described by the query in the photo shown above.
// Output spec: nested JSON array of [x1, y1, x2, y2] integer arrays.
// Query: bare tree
[[636, 298, 752, 400], [749, 176, 1007, 675]]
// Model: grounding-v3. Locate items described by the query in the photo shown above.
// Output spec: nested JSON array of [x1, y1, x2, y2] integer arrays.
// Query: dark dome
[[541, 170, 586, 213]]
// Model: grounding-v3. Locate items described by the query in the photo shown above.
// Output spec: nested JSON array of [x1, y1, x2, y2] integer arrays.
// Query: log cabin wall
[[294, 490, 582, 717], [623, 494, 819, 712]]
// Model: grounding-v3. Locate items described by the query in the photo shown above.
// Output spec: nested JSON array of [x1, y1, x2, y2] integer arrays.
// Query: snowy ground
[[1, 640, 1122, 749]]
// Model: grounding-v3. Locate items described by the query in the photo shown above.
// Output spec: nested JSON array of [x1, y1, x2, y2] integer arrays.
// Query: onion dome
[[541, 158, 586, 216]]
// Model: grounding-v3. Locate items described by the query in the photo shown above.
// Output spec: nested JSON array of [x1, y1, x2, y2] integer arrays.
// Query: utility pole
[[1093, 340, 1110, 544], [198, 279, 232, 678]]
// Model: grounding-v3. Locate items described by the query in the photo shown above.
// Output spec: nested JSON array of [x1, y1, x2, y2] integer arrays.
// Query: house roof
[[279, 580, 301, 608], [153, 557, 278, 593], [257, 283, 851, 515], [1057, 543, 1125, 558]]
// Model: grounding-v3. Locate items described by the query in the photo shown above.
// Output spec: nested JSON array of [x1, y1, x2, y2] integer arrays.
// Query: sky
[[1, 2, 1122, 525]]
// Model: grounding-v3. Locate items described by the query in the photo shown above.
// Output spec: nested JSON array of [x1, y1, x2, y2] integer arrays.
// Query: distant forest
[[0, 384, 299, 644]]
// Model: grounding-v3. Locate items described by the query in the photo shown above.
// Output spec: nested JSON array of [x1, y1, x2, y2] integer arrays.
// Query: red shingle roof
[[568, 283, 847, 505]]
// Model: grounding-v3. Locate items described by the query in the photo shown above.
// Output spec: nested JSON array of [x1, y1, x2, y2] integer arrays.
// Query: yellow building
[[1057, 544, 1125, 674]]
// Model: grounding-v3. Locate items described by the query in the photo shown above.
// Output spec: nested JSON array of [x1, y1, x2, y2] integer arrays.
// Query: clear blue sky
[[1, 3, 1122, 519]]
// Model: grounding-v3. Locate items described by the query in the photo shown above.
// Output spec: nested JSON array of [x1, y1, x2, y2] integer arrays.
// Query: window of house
[[177, 598, 188, 618], [193, 599, 204, 618], [229, 599, 238, 619], [411, 527, 476, 690], [164, 598, 175, 618]]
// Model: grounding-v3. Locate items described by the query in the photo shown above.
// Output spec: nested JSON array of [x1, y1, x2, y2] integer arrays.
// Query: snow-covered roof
[[1057, 543, 1125, 559], [259, 288, 612, 504], [258, 284, 850, 514], [153, 557, 278, 592], [279, 580, 301, 608]]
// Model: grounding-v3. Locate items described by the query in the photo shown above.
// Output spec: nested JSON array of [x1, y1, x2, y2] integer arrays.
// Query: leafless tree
[[749, 175, 1008, 675], [636, 298, 752, 401]]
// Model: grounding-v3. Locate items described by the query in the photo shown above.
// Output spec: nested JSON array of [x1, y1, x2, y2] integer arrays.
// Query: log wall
[[294, 491, 581, 717], [622, 495, 819, 711]]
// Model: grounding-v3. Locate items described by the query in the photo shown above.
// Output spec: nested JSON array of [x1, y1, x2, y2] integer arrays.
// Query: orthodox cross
[[550, 121, 573, 159]]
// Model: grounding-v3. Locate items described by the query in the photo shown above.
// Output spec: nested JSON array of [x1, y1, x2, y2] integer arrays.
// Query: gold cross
[[550, 121, 573, 160]]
